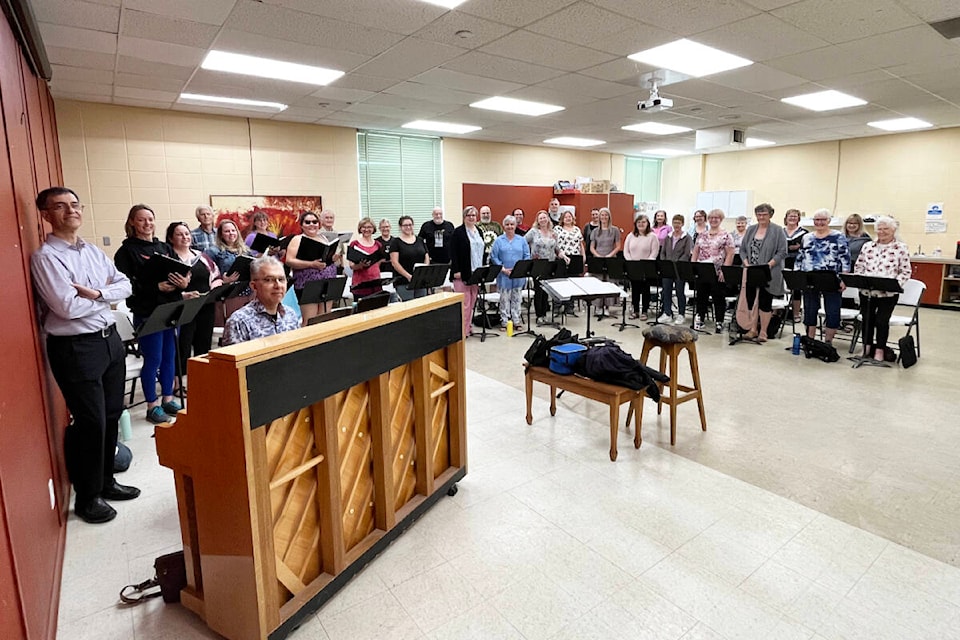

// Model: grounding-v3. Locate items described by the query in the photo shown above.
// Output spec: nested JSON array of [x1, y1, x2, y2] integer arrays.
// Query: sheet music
[[569, 277, 623, 296], [542, 277, 626, 300]]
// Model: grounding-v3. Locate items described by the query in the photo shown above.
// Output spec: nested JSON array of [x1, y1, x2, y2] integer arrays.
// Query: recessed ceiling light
[[470, 96, 564, 116], [641, 148, 690, 157], [745, 138, 775, 147], [202, 50, 344, 86], [178, 93, 287, 112], [622, 122, 691, 135], [780, 90, 866, 112], [418, 0, 467, 8], [543, 137, 605, 147], [627, 39, 752, 77], [867, 117, 933, 131], [402, 120, 481, 134]]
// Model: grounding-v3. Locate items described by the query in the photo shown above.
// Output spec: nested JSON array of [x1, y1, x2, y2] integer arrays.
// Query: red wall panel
[[462, 183, 554, 223]]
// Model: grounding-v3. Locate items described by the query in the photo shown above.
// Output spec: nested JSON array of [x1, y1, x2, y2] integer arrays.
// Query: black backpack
[[524, 328, 578, 368], [800, 336, 840, 363], [574, 343, 669, 401]]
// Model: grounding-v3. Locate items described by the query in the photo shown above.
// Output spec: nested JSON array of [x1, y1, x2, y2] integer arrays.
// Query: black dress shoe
[[101, 481, 141, 501], [75, 497, 117, 524]]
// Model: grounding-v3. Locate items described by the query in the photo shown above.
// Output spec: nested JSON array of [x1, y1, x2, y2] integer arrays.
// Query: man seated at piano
[[222, 256, 300, 345]]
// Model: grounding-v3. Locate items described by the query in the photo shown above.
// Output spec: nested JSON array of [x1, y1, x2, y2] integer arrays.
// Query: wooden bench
[[524, 365, 645, 461]]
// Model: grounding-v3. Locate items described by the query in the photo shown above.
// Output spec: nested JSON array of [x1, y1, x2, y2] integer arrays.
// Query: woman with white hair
[[489, 215, 531, 331], [853, 215, 911, 361], [798, 208, 851, 345]]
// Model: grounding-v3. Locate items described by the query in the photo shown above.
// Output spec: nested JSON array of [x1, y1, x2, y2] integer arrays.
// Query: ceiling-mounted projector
[[637, 80, 673, 112]]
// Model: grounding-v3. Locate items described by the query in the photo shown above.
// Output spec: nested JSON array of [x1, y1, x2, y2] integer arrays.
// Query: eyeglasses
[[44, 202, 85, 213], [302, 220, 320, 225], [401, 223, 414, 227], [813, 218, 829, 223], [255, 276, 286, 284]]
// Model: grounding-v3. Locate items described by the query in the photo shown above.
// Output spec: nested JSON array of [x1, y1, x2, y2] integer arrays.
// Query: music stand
[[839, 273, 902, 369], [721, 265, 771, 345], [355, 290, 391, 313], [465, 264, 502, 342], [300, 276, 348, 309], [507, 259, 537, 338], [306, 306, 353, 326], [530, 259, 560, 329], [690, 262, 722, 333], [137, 296, 206, 410], [409, 263, 449, 295], [622, 260, 659, 331]]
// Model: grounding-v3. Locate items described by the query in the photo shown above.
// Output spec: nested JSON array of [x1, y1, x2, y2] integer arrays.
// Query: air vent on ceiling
[[930, 16, 960, 40]]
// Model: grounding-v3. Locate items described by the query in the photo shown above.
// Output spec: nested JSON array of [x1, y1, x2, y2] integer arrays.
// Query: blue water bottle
[[792, 334, 801, 355]]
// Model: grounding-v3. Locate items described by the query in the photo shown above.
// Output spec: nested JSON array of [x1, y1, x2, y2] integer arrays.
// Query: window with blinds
[[624, 156, 662, 207], [357, 131, 443, 230]]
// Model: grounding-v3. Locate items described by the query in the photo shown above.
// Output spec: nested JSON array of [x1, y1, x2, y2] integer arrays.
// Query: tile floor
[[57, 304, 960, 639]]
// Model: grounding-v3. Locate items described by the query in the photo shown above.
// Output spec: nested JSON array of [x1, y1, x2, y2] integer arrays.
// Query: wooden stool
[[637, 325, 706, 445]]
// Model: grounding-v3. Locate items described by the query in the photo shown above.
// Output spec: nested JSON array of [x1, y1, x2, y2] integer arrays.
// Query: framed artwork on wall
[[209, 195, 322, 240]]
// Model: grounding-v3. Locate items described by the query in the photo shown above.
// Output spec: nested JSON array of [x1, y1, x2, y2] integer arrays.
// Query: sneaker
[[674, 315, 685, 325], [146, 406, 168, 424], [657, 314, 672, 323], [161, 400, 182, 416], [693, 318, 703, 331], [715, 322, 724, 333]]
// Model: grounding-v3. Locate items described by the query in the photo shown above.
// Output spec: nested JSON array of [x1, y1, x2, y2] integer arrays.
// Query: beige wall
[[662, 128, 960, 250], [443, 138, 625, 213]]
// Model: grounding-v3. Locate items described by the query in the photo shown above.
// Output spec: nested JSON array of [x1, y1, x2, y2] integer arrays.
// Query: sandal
[[628, 312, 639, 319]]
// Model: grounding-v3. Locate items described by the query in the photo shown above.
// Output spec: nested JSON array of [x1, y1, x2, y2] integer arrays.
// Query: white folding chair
[[889, 279, 925, 356], [111, 310, 143, 407], [818, 286, 858, 341]]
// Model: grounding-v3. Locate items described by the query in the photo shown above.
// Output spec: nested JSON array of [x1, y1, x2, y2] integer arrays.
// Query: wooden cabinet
[[910, 258, 960, 308], [556, 192, 635, 232]]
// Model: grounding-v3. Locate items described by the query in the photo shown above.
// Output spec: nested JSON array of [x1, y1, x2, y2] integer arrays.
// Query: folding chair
[[111, 310, 144, 407]]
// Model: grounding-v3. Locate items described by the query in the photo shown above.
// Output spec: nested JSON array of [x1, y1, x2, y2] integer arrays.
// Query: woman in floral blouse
[[691, 209, 735, 332], [853, 216, 911, 362], [526, 211, 568, 323], [798, 208, 851, 344]]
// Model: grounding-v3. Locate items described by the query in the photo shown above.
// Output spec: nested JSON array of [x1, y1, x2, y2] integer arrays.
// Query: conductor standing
[[31, 186, 141, 524]]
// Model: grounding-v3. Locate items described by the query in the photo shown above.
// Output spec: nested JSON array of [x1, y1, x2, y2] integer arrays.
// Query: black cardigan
[[448, 224, 479, 282], [113, 236, 176, 317]]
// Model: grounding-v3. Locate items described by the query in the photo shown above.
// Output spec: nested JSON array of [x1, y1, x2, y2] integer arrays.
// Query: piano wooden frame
[[156, 293, 467, 640]]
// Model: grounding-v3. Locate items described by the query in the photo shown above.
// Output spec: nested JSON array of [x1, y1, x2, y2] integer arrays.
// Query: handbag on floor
[[120, 550, 186, 605], [898, 335, 917, 368]]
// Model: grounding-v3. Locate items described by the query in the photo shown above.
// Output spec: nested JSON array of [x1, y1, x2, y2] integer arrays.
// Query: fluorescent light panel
[[642, 148, 690, 156], [543, 137, 605, 147], [867, 117, 933, 131], [418, 0, 467, 8], [178, 93, 287, 112], [745, 137, 775, 147], [622, 122, 691, 135], [202, 50, 344, 86], [627, 39, 752, 77], [402, 120, 481, 134], [780, 90, 866, 112], [470, 96, 564, 116]]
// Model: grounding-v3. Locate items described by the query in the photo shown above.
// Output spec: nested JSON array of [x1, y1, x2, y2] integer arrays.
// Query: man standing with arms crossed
[[31, 187, 140, 524]]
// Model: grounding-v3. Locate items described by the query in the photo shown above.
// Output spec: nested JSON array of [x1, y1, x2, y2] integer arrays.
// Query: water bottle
[[119, 409, 132, 441], [792, 334, 801, 356], [507, 320, 514, 337]]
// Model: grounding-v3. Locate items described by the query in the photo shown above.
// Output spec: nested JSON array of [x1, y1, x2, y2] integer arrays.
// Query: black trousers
[[534, 278, 549, 318], [630, 278, 655, 314], [696, 281, 727, 323], [177, 303, 215, 376], [859, 293, 898, 349], [47, 328, 126, 505]]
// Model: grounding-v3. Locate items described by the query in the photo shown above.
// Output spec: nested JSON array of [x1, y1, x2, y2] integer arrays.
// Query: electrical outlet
[[103, 236, 111, 246]]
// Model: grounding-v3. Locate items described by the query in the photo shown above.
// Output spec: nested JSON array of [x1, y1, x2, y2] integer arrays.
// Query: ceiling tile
[[332, 74, 400, 93], [697, 13, 829, 62], [307, 87, 377, 104], [51, 79, 114, 96], [895, 0, 960, 22], [442, 51, 566, 85], [114, 86, 180, 102], [709, 64, 808, 93], [353, 38, 467, 80], [503, 85, 600, 107], [526, 2, 635, 46], [577, 58, 658, 84], [590, 0, 759, 35], [668, 80, 771, 108], [121, 0, 237, 26], [766, 45, 876, 81], [116, 56, 194, 80], [224, 0, 404, 56], [363, 94, 462, 116], [31, 0, 120, 32], [46, 46, 117, 70], [478, 30, 616, 72], [772, 0, 923, 44], [582, 23, 679, 57], [741, 0, 799, 9], [115, 73, 187, 93], [535, 73, 638, 99], [50, 65, 115, 85], [385, 81, 485, 105], [211, 30, 368, 73], [39, 23, 117, 54], [837, 78, 930, 106], [459, 0, 580, 28], [114, 98, 176, 110], [412, 11, 516, 49], [903, 68, 960, 94], [120, 9, 220, 48], [267, 0, 445, 35], [886, 54, 960, 78], [184, 69, 318, 101], [836, 25, 960, 68], [411, 68, 524, 95], [117, 36, 205, 67]]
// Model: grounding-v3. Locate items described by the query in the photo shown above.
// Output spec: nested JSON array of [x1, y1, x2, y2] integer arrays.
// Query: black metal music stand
[[691, 262, 722, 333], [300, 276, 348, 309], [408, 263, 450, 296], [622, 259, 660, 330], [465, 264, 502, 342], [137, 296, 206, 410], [721, 265, 771, 345], [839, 273, 902, 369], [507, 259, 537, 338], [671, 260, 696, 328]]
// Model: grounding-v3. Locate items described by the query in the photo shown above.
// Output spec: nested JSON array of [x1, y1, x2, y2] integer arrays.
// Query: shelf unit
[[910, 257, 960, 308]]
